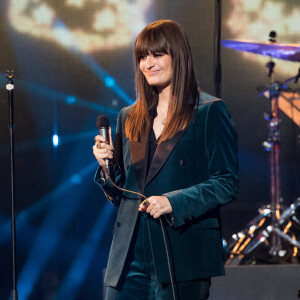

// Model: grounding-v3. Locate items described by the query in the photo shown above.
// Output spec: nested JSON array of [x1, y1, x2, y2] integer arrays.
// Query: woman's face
[[139, 52, 173, 90]]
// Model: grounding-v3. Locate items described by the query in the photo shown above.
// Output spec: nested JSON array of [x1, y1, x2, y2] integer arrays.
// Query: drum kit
[[222, 32, 300, 265]]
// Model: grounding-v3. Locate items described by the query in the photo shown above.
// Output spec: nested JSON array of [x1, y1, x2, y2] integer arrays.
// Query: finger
[[138, 205, 146, 211], [95, 135, 107, 143], [141, 198, 150, 207], [139, 204, 145, 211], [150, 208, 161, 218], [93, 145, 101, 153], [94, 143, 114, 154], [139, 199, 149, 211], [146, 204, 155, 214], [98, 159, 106, 168], [103, 142, 114, 151], [97, 142, 111, 150], [153, 212, 161, 219], [97, 152, 114, 160], [109, 127, 113, 147], [150, 210, 157, 217], [92, 152, 105, 167], [93, 146, 113, 160]]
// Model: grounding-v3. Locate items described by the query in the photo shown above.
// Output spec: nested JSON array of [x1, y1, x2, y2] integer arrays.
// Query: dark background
[[0, 0, 299, 299]]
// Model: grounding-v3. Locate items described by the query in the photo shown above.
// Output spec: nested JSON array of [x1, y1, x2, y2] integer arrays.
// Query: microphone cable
[[95, 115, 176, 299], [106, 174, 177, 300]]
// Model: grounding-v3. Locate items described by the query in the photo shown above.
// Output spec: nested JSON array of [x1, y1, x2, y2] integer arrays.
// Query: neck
[[157, 84, 171, 110]]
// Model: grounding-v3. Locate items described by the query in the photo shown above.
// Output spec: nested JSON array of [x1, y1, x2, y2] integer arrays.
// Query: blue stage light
[[15, 162, 98, 300], [70, 174, 82, 184], [50, 21, 134, 105], [52, 134, 59, 147], [22, 80, 119, 115], [104, 76, 115, 87], [66, 95, 77, 104], [0, 73, 119, 115], [55, 203, 114, 300], [75, 52, 134, 105], [0, 162, 99, 245]]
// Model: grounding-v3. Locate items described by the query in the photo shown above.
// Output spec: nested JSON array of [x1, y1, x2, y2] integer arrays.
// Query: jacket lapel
[[129, 102, 201, 190], [129, 125, 151, 194], [144, 129, 186, 187]]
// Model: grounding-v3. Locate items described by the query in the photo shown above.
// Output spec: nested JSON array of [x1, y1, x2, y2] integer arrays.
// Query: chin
[[146, 79, 167, 87], [146, 80, 160, 86]]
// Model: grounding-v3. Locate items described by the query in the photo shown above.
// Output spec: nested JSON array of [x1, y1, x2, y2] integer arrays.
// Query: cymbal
[[222, 39, 300, 62]]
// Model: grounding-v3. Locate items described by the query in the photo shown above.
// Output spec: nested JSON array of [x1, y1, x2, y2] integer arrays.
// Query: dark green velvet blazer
[[95, 92, 239, 288]]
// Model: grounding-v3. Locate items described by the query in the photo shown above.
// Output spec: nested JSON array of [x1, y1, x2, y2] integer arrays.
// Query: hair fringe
[[125, 20, 199, 144]]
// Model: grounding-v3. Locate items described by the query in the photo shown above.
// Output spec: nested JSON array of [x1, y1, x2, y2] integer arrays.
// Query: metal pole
[[214, 0, 222, 98], [6, 70, 18, 300], [268, 85, 282, 257]]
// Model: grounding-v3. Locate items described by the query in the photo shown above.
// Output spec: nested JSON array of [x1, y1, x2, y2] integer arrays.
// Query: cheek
[[167, 67, 173, 80], [139, 62, 144, 73]]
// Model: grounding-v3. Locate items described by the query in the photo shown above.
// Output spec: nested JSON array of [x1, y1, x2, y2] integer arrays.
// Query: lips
[[145, 70, 160, 76]]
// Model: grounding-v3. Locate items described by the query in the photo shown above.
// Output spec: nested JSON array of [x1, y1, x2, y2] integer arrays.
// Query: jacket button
[[179, 159, 185, 166], [116, 221, 121, 227]]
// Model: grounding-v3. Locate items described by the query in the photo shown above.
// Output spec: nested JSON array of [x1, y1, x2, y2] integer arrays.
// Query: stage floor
[[210, 265, 300, 300]]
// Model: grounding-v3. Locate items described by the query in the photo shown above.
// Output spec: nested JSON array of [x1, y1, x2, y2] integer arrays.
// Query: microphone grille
[[97, 115, 110, 128]]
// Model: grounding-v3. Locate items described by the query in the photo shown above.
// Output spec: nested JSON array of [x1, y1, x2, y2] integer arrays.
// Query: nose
[[144, 56, 154, 69]]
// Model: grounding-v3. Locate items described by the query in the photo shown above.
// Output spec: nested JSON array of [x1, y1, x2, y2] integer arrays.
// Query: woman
[[93, 20, 238, 300]]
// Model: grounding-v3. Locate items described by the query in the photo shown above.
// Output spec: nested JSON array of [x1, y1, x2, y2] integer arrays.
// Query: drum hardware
[[222, 32, 300, 264], [272, 227, 300, 248], [225, 200, 300, 265], [264, 72, 283, 257]]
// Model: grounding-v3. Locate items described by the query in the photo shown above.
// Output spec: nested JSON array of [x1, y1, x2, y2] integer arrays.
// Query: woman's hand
[[138, 196, 172, 218], [93, 127, 114, 169]]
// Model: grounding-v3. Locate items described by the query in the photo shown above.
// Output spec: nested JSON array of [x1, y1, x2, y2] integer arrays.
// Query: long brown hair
[[125, 19, 199, 143]]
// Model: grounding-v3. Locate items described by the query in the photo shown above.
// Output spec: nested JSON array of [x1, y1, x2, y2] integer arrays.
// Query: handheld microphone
[[97, 115, 111, 177]]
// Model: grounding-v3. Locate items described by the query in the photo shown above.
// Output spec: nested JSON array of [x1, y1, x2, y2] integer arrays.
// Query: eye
[[139, 55, 148, 61], [153, 52, 164, 57]]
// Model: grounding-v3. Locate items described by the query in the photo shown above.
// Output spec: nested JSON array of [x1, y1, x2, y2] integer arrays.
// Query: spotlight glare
[[222, 239, 227, 248], [52, 134, 59, 147], [53, 21, 77, 49], [70, 174, 82, 184], [32, 4, 55, 25], [104, 76, 115, 87], [66, 95, 77, 104], [66, 0, 85, 8]]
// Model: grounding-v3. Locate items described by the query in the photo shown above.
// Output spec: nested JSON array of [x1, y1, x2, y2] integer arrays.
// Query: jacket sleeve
[[164, 100, 239, 227], [94, 108, 126, 207]]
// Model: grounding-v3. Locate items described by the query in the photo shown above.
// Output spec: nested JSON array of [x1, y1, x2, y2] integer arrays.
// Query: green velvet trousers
[[105, 213, 211, 300]]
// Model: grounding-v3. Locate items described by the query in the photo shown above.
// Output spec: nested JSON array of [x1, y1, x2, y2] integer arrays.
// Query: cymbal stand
[[6, 71, 19, 300], [263, 60, 285, 257]]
